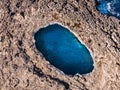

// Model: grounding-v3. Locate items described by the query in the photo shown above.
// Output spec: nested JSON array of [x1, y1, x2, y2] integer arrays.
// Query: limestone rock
[[0, 0, 119, 90]]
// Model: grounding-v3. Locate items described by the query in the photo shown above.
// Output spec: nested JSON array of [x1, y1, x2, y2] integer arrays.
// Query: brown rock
[[0, 0, 119, 90]]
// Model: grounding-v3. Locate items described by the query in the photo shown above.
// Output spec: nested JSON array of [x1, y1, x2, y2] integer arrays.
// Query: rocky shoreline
[[0, 0, 119, 90]]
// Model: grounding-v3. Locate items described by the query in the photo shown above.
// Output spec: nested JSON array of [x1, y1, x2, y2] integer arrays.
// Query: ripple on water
[[96, 0, 120, 19]]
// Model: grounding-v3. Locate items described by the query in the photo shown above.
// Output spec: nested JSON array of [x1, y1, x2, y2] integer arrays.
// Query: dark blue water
[[34, 24, 94, 75], [96, 0, 120, 19]]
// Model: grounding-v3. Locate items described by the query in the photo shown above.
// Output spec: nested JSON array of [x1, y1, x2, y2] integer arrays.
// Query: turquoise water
[[96, 0, 120, 19], [34, 24, 94, 75]]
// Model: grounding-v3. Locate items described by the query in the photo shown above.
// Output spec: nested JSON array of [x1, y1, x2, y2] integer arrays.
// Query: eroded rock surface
[[0, 0, 120, 90]]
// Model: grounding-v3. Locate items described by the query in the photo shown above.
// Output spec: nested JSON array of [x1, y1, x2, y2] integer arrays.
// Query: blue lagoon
[[34, 23, 94, 75]]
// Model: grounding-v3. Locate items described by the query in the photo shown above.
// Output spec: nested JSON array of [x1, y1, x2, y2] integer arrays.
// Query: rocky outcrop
[[0, 0, 119, 90]]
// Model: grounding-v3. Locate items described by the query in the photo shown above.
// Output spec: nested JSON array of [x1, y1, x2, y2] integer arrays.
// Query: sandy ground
[[0, 0, 120, 90]]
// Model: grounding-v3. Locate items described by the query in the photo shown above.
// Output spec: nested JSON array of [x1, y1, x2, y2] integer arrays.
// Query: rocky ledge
[[0, 0, 120, 90]]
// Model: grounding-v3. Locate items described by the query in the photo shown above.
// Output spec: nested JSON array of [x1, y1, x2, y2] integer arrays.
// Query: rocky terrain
[[0, 0, 120, 90]]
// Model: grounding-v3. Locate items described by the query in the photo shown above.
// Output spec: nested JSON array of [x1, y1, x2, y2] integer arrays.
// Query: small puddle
[[34, 23, 94, 75], [96, 0, 120, 19]]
